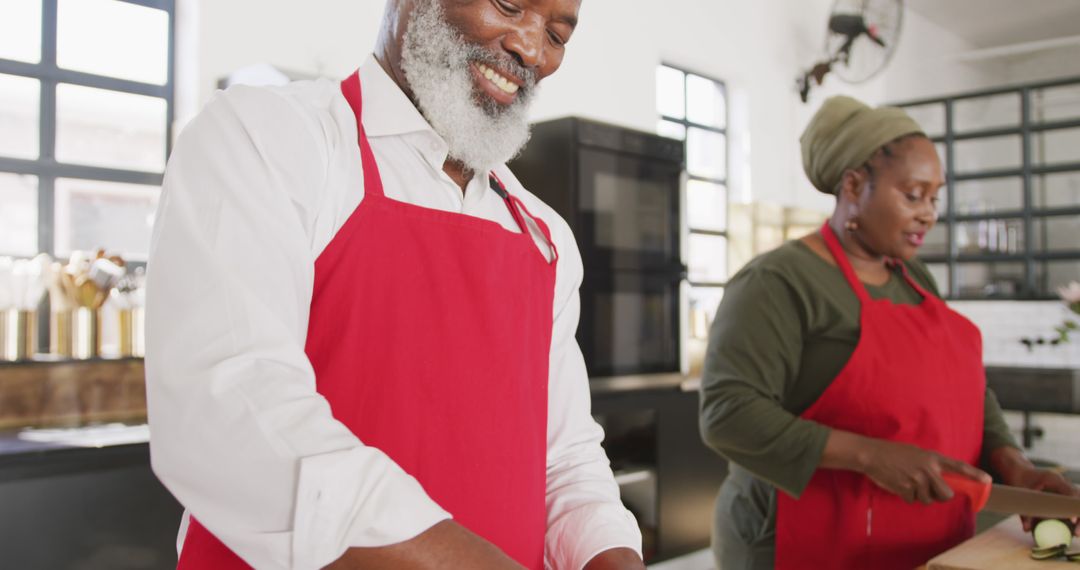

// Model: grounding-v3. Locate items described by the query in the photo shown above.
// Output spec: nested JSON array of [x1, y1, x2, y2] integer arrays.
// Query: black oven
[[509, 118, 685, 378]]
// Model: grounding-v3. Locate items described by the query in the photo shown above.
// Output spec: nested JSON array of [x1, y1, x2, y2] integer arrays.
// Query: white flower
[[1058, 281, 1080, 304]]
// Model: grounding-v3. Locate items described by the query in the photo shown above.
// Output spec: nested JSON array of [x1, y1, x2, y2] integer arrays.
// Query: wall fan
[[798, 0, 904, 102]]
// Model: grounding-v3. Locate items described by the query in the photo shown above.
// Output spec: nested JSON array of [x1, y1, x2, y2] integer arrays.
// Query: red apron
[[774, 223, 985, 570], [177, 71, 556, 569]]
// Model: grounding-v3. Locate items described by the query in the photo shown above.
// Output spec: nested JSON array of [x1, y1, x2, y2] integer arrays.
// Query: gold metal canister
[[118, 307, 145, 357], [71, 307, 101, 359], [51, 308, 101, 359], [1, 309, 37, 361], [50, 310, 73, 358]]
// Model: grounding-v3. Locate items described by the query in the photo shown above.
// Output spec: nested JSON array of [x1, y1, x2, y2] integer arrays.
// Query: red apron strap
[[820, 221, 871, 303], [489, 172, 559, 265], [340, 71, 386, 199], [889, 258, 933, 301]]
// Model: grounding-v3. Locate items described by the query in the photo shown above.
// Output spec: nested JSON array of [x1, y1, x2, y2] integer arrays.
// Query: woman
[[699, 95, 1079, 570]]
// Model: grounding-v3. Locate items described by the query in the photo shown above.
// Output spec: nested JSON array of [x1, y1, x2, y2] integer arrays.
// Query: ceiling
[[906, 0, 1080, 49]]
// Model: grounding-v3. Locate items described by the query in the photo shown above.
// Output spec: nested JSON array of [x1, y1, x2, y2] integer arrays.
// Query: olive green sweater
[[699, 239, 1018, 548]]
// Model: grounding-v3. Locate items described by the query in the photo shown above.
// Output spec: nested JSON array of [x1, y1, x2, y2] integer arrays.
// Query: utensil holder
[[1, 309, 37, 361], [118, 307, 145, 357], [51, 308, 101, 359]]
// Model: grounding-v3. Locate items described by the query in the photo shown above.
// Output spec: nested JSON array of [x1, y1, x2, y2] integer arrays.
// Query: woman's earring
[[845, 219, 859, 232]]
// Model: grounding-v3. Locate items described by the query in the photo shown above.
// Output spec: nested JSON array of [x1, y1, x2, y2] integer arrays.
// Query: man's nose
[[503, 14, 545, 71]]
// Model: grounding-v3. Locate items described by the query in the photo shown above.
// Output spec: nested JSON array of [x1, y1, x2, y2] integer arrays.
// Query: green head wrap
[[800, 95, 925, 194]]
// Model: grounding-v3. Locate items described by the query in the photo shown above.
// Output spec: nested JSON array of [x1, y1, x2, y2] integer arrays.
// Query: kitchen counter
[[985, 366, 1080, 448], [0, 423, 181, 569], [985, 366, 1080, 414], [927, 516, 1075, 569]]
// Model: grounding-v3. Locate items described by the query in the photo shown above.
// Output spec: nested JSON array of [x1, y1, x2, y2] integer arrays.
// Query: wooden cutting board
[[928, 516, 1078, 569]]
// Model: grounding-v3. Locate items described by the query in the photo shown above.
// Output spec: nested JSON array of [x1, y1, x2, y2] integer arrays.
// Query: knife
[[943, 472, 1080, 518]]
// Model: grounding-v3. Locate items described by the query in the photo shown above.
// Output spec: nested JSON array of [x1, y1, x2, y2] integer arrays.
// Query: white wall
[[175, 0, 387, 125], [178, 0, 1007, 215], [952, 301, 1080, 368]]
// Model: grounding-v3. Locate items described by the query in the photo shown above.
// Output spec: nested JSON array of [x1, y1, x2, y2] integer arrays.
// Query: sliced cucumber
[[1031, 545, 1066, 560], [1034, 519, 1075, 550]]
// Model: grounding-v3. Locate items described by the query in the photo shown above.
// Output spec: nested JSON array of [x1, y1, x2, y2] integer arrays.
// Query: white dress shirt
[[146, 55, 641, 570]]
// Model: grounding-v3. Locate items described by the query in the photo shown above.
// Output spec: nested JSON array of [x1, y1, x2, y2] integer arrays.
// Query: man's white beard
[[400, 0, 538, 175]]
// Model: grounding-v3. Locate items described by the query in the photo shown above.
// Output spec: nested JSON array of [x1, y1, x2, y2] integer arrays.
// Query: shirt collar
[[358, 54, 439, 140]]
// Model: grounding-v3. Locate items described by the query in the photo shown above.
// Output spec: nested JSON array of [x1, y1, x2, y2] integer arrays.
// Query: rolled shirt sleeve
[[535, 209, 643, 569], [146, 85, 449, 570]]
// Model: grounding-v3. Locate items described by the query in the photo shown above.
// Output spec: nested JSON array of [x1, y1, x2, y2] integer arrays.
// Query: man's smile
[[471, 61, 521, 105]]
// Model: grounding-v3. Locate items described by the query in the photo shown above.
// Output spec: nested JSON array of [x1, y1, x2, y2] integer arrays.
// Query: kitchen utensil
[[944, 472, 1080, 519]]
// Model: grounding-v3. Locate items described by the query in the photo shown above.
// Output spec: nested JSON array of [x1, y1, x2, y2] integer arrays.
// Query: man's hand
[[583, 547, 646, 570], [324, 520, 524, 569], [991, 446, 1080, 535]]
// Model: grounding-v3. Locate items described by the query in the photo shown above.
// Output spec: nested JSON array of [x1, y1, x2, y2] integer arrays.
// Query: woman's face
[[846, 136, 944, 261]]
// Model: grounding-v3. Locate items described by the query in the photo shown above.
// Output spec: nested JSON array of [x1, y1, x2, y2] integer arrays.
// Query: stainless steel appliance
[[509, 117, 685, 378]]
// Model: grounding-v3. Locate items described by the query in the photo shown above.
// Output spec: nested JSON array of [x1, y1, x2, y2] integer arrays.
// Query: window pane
[[954, 177, 1023, 215], [0, 0, 41, 63], [656, 65, 685, 120], [0, 74, 40, 159], [1033, 215, 1080, 252], [656, 119, 685, 141], [902, 103, 946, 138], [1032, 127, 1080, 167], [687, 127, 726, 180], [956, 262, 1024, 298], [1033, 83, 1080, 123], [686, 180, 726, 232], [935, 142, 948, 169], [57, 0, 169, 85], [688, 285, 724, 340], [1038, 260, 1080, 297], [921, 223, 948, 257], [1033, 172, 1080, 210], [953, 93, 1020, 133], [954, 218, 1024, 255], [686, 74, 725, 129], [688, 233, 727, 283], [55, 179, 159, 260], [56, 83, 167, 172], [0, 173, 38, 256], [953, 135, 1021, 174], [926, 263, 949, 295]]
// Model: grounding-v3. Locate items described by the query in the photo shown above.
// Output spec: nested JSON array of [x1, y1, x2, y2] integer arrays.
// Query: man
[[146, 0, 645, 569]]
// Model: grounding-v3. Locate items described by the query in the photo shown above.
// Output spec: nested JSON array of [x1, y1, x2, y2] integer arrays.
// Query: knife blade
[[943, 472, 1080, 518]]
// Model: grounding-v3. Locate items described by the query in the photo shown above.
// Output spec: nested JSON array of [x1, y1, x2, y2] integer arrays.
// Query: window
[[0, 0, 175, 261], [896, 77, 1080, 299], [656, 64, 728, 338]]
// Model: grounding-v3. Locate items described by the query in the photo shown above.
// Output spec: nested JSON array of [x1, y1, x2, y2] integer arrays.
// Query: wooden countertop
[[928, 516, 1077, 570]]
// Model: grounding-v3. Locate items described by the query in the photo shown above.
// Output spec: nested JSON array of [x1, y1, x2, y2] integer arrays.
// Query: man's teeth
[[476, 63, 520, 95]]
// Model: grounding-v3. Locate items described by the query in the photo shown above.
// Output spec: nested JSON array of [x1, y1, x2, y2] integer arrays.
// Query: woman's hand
[[990, 446, 1080, 535], [860, 439, 991, 504], [821, 430, 990, 504]]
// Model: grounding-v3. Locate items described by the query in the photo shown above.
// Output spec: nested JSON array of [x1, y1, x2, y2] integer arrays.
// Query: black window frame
[[893, 76, 1080, 300], [657, 63, 729, 295], [0, 0, 176, 259]]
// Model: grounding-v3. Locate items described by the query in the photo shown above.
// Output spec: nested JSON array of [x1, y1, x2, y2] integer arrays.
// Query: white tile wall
[[950, 301, 1080, 368], [950, 301, 1080, 473]]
